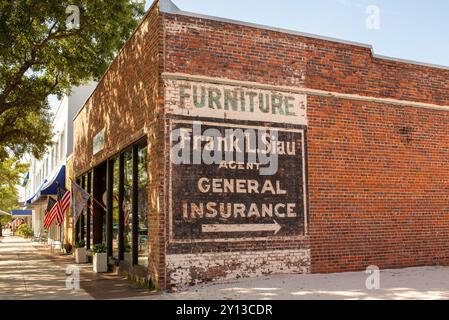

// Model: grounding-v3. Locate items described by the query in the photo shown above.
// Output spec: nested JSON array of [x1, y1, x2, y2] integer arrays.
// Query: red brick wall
[[161, 11, 449, 275], [72, 3, 449, 289], [73, 3, 166, 288], [308, 96, 449, 272], [162, 14, 449, 106]]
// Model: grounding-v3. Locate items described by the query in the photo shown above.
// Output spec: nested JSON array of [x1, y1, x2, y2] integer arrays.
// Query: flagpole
[[59, 221, 62, 253], [91, 196, 107, 211], [69, 177, 106, 211]]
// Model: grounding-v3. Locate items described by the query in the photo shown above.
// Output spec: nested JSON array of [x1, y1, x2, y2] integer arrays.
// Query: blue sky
[[161, 0, 449, 67], [51, 0, 449, 111]]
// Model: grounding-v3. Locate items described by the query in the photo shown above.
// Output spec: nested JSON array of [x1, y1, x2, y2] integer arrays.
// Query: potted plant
[[92, 244, 108, 273], [64, 243, 73, 255], [74, 240, 87, 264]]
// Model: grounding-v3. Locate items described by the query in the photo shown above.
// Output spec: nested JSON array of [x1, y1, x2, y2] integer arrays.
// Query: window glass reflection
[[112, 158, 119, 259], [137, 144, 148, 267], [124, 151, 133, 263]]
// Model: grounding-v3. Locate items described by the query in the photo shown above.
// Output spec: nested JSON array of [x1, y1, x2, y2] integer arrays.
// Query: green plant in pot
[[75, 240, 86, 248], [92, 243, 108, 273], [92, 243, 106, 254]]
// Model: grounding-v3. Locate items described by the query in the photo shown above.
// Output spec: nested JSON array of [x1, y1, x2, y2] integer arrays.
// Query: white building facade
[[23, 83, 97, 248]]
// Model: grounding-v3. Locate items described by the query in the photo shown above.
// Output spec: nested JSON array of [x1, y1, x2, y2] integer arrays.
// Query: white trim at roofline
[[159, 0, 449, 71]]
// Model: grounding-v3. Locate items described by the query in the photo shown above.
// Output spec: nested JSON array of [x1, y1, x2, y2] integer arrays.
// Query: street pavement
[[151, 266, 449, 300], [0, 230, 156, 300], [2, 230, 449, 300]]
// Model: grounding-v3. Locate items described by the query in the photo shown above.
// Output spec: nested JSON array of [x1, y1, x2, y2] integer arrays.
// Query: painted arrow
[[202, 220, 282, 235]]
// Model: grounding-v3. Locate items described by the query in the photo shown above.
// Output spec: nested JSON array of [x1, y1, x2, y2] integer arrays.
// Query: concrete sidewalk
[[149, 267, 449, 300], [0, 232, 156, 300], [0, 233, 91, 300], [3, 231, 449, 300]]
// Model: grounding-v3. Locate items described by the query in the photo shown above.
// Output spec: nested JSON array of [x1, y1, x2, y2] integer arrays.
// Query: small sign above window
[[93, 129, 105, 156]]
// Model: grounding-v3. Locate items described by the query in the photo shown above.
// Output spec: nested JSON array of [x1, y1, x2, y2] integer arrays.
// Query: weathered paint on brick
[[166, 249, 310, 288], [71, 0, 449, 290], [164, 76, 308, 125], [167, 118, 308, 244]]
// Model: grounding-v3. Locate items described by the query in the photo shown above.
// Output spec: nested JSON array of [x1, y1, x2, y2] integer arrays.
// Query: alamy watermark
[[171, 122, 281, 176], [66, 265, 80, 290], [66, 5, 80, 30], [366, 5, 381, 30], [365, 265, 380, 290]]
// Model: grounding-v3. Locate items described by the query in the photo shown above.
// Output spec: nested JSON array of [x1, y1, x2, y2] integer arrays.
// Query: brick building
[[72, 0, 449, 289]]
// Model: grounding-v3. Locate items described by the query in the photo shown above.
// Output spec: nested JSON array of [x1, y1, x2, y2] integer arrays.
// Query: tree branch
[[0, 22, 78, 114]]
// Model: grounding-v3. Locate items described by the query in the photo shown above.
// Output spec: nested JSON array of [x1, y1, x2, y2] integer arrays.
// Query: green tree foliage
[[0, 0, 145, 160], [0, 157, 28, 210], [0, 157, 28, 232], [16, 224, 33, 238]]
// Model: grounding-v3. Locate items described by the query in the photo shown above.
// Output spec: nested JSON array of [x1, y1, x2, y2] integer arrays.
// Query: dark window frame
[[76, 137, 148, 266]]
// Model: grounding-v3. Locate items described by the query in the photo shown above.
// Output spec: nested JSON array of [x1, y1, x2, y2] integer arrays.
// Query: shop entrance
[[75, 161, 107, 249], [93, 161, 107, 246], [75, 140, 149, 270]]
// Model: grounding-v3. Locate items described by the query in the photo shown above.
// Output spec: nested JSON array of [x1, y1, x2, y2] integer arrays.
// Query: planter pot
[[93, 253, 108, 273], [75, 247, 88, 264]]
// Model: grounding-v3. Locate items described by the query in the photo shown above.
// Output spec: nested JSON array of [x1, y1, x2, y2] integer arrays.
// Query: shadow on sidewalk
[[33, 243, 159, 300]]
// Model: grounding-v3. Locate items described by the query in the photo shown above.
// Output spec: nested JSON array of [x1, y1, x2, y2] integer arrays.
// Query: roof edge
[[160, 0, 449, 71], [159, 0, 180, 13]]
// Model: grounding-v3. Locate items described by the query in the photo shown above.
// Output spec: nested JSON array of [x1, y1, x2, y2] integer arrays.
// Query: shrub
[[75, 240, 86, 248], [92, 243, 106, 254], [16, 225, 33, 238]]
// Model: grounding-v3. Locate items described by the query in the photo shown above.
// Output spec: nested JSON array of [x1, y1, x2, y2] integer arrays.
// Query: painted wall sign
[[93, 129, 105, 156], [165, 76, 308, 126], [169, 119, 308, 244]]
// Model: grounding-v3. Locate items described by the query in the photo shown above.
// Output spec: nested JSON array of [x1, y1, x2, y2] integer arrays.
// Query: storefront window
[[75, 178, 81, 243], [87, 172, 93, 250], [112, 158, 119, 259], [91, 141, 147, 266], [81, 205, 86, 242], [124, 151, 133, 263], [81, 176, 87, 243], [102, 207, 107, 248], [137, 144, 148, 267]]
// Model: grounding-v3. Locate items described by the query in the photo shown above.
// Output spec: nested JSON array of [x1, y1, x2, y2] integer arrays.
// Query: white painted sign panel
[[165, 76, 307, 125]]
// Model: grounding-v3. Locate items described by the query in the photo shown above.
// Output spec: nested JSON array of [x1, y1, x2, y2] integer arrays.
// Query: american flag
[[56, 186, 71, 227], [115, 195, 131, 226], [43, 197, 57, 229], [43, 185, 71, 228]]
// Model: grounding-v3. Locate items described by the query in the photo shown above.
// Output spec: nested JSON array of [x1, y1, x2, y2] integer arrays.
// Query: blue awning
[[24, 165, 65, 205], [40, 165, 65, 196], [25, 180, 47, 205], [11, 210, 32, 216]]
